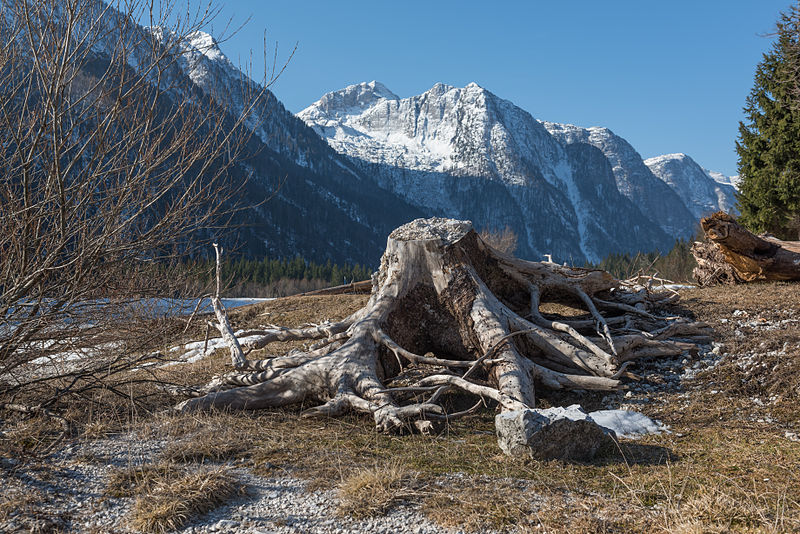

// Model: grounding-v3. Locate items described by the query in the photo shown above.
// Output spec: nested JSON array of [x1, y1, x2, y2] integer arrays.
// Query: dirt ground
[[2, 283, 800, 533]]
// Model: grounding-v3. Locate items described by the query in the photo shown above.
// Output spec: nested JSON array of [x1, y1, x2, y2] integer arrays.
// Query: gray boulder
[[495, 404, 616, 461]]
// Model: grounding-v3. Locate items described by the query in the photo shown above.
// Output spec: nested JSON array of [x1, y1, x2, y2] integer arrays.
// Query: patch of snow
[[588, 409, 668, 439], [139, 297, 272, 318], [703, 167, 740, 190], [165, 329, 267, 366], [185, 31, 225, 62]]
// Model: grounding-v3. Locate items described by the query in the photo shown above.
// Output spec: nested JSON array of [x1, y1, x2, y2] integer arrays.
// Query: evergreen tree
[[737, 5, 800, 239]]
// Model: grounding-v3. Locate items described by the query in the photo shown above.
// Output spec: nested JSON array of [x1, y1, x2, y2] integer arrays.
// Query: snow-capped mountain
[[702, 168, 741, 190], [166, 43, 426, 264], [644, 153, 738, 220], [541, 122, 698, 238], [4, 0, 427, 265], [300, 81, 704, 263], [7, 2, 743, 267]]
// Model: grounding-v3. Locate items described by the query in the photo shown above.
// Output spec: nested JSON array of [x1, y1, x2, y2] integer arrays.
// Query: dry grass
[[106, 463, 180, 498], [337, 461, 420, 518], [130, 467, 239, 533], [159, 422, 252, 464], [423, 479, 536, 532], [0, 414, 62, 458], [0, 486, 42, 522], [106, 463, 240, 533], [666, 484, 796, 534], [7, 283, 800, 533], [139, 285, 800, 532]]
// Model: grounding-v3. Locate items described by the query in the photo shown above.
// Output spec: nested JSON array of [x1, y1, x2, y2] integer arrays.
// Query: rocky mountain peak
[[300, 81, 687, 263], [303, 81, 400, 122], [644, 153, 738, 219]]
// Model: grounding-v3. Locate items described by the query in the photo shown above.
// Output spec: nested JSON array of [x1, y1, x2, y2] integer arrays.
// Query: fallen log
[[693, 212, 800, 285], [295, 279, 372, 296]]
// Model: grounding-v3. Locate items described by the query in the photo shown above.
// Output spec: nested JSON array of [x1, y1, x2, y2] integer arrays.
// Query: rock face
[[644, 153, 738, 220], [542, 122, 698, 239], [151, 35, 426, 265], [495, 406, 616, 461], [300, 82, 735, 263]]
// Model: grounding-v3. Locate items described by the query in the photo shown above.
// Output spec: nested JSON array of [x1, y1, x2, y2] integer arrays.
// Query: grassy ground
[[2, 286, 800, 533]]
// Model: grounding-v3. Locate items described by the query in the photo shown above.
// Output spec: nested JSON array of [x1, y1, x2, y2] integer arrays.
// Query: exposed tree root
[[175, 219, 710, 433]]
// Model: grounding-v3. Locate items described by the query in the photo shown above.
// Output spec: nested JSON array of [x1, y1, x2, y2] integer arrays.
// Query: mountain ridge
[[300, 81, 734, 262]]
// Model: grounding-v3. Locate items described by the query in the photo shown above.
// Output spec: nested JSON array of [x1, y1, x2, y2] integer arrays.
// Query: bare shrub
[[0, 0, 284, 428], [479, 225, 518, 254]]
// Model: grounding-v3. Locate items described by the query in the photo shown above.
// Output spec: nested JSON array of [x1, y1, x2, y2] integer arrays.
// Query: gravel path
[[1, 433, 478, 534]]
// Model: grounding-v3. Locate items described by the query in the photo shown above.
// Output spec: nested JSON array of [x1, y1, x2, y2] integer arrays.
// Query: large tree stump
[[693, 212, 800, 285], [176, 218, 710, 433]]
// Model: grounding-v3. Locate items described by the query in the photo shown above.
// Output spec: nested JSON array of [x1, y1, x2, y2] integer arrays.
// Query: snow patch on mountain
[[703, 168, 740, 190]]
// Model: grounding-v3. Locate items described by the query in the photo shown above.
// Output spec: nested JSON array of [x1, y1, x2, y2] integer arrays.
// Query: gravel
[[1, 433, 480, 534]]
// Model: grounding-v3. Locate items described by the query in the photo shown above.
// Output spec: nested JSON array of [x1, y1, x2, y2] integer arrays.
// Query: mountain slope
[[40, 9, 424, 266], [540, 122, 698, 239], [300, 81, 677, 262], [643, 153, 738, 219]]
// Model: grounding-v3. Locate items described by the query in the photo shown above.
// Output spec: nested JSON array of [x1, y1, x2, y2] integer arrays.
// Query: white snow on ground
[[166, 330, 267, 366], [589, 409, 669, 439], [17, 298, 271, 369], [659, 284, 696, 291], [524, 405, 667, 439], [140, 297, 273, 318], [27, 344, 119, 366]]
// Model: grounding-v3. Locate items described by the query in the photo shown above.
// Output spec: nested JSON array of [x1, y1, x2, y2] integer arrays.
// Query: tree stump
[[693, 212, 800, 285], [177, 218, 710, 433]]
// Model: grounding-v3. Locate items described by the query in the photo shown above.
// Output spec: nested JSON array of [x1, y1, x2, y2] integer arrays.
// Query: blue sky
[[183, 1, 792, 176]]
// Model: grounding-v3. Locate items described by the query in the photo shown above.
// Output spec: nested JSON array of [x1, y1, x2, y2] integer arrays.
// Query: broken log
[[693, 212, 800, 285]]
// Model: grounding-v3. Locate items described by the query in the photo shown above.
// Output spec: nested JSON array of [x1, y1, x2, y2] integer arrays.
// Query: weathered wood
[[295, 279, 373, 296], [176, 218, 707, 434], [693, 212, 800, 284]]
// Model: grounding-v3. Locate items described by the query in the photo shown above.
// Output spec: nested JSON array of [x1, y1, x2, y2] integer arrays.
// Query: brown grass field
[[2, 284, 800, 533]]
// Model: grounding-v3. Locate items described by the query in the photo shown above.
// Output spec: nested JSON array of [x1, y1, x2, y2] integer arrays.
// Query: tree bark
[[176, 218, 710, 433], [693, 212, 800, 285]]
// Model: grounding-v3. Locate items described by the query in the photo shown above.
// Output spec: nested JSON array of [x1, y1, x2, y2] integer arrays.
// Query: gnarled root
[[175, 218, 709, 433]]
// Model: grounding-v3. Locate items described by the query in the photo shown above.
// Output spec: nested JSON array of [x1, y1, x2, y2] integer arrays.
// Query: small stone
[[785, 432, 800, 442], [213, 519, 240, 531]]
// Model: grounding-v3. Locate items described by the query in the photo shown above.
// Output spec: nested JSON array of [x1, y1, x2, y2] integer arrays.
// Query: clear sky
[[183, 0, 793, 177]]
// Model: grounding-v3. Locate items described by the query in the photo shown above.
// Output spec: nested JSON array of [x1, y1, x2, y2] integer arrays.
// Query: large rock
[[495, 405, 616, 461]]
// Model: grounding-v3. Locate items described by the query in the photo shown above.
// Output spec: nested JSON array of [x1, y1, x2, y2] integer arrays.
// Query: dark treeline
[[588, 239, 696, 282], [176, 239, 696, 299], [188, 256, 374, 298]]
